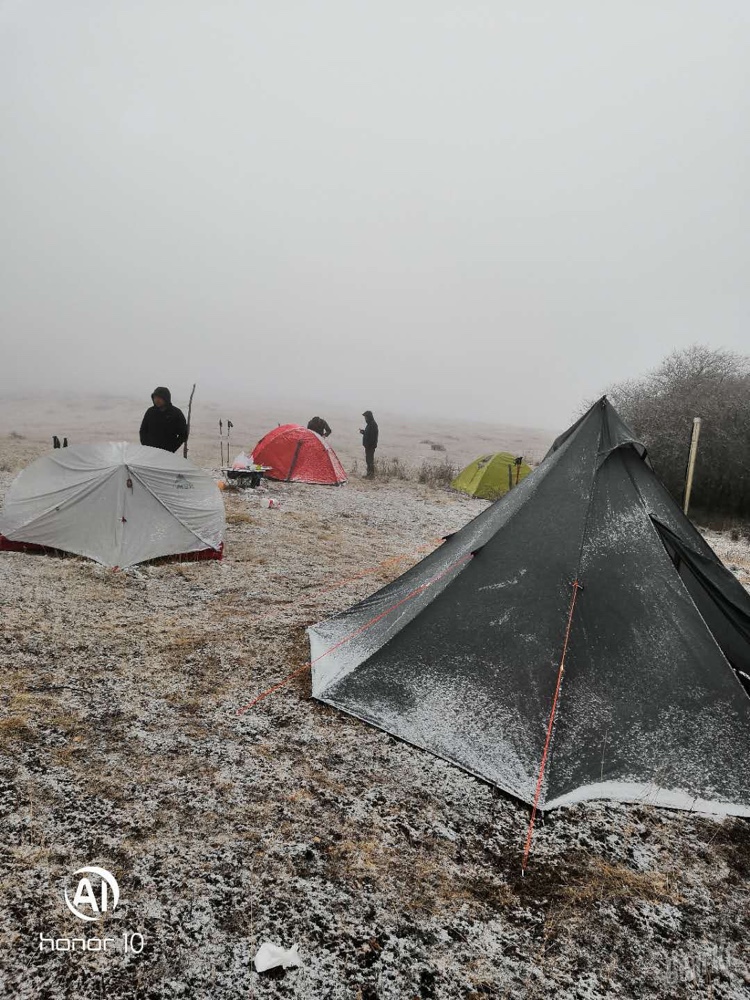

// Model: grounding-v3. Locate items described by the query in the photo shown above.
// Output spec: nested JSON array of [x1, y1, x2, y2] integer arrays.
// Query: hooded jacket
[[307, 416, 332, 437], [361, 411, 378, 450], [139, 387, 188, 453]]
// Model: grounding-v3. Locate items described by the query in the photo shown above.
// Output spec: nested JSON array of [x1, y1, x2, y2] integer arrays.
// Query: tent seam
[[126, 465, 220, 550]]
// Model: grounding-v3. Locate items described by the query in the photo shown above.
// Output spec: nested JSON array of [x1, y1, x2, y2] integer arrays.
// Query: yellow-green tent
[[451, 452, 532, 500]]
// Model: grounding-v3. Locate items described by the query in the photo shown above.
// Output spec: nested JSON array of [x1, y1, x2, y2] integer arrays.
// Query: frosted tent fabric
[[543, 445, 750, 812], [0, 443, 225, 567], [310, 398, 750, 816], [250, 425, 347, 484], [451, 453, 532, 500], [310, 414, 603, 804], [651, 523, 750, 681]]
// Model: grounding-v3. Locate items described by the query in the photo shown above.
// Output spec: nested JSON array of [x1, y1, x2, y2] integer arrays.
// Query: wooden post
[[683, 417, 701, 516], [183, 383, 196, 458]]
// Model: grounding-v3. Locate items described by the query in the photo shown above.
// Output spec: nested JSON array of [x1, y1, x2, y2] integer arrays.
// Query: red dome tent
[[251, 424, 347, 485]]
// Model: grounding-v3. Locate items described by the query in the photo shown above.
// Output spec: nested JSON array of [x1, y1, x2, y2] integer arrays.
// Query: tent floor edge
[[0, 535, 224, 567]]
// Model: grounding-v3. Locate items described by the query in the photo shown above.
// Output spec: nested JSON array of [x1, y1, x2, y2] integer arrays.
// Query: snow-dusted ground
[[1, 436, 749, 999], [700, 529, 750, 592]]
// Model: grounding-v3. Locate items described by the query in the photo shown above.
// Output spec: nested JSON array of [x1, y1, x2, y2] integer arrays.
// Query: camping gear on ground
[[251, 424, 347, 485], [451, 452, 532, 500], [0, 443, 225, 568], [222, 452, 270, 489], [309, 397, 750, 817]]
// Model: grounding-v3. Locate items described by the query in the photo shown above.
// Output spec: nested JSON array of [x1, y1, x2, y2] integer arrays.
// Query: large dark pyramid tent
[[309, 399, 750, 815]]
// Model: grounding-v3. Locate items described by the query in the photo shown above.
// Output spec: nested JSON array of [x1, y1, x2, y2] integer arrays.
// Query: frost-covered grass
[[1, 437, 749, 998]]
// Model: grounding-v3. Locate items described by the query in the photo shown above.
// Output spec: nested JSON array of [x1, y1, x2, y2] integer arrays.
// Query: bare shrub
[[430, 442, 446, 452], [9, 431, 24, 440], [418, 458, 456, 487], [374, 456, 411, 481], [604, 345, 750, 519]]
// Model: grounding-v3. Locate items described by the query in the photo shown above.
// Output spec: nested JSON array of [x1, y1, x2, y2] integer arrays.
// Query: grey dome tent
[[309, 398, 750, 815], [0, 443, 225, 568]]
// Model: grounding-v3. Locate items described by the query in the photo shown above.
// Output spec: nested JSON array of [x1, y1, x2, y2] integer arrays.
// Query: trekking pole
[[227, 420, 233, 464], [183, 383, 196, 458], [219, 419, 223, 468]]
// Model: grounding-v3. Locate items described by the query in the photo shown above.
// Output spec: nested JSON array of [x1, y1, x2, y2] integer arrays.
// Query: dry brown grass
[[327, 833, 514, 916], [51, 744, 88, 765], [418, 457, 457, 486], [374, 456, 411, 481], [525, 854, 685, 954], [285, 788, 317, 803], [0, 717, 34, 746], [560, 857, 682, 908], [164, 632, 207, 651], [43, 712, 87, 738], [226, 509, 257, 526]]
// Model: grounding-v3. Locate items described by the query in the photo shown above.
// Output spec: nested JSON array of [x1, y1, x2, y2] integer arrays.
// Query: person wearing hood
[[307, 416, 332, 437], [139, 387, 188, 453], [359, 410, 378, 478]]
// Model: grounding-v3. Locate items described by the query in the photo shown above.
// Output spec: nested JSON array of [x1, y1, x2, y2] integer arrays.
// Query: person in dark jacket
[[307, 416, 332, 437], [359, 410, 378, 478], [139, 387, 188, 453]]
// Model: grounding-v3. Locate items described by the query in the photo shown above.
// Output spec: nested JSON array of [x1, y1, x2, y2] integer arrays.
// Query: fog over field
[[0, 392, 556, 478], [3, 5, 750, 998], [2, 1, 749, 427]]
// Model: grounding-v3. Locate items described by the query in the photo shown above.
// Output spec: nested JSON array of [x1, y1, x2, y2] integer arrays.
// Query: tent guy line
[[236, 550, 475, 715], [234, 537, 446, 632], [522, 578, 583, 874], [521, 409, 603, 871]]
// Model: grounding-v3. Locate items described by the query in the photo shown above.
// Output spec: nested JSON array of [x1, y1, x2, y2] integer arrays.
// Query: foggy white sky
[[1, 1, 748, 428]]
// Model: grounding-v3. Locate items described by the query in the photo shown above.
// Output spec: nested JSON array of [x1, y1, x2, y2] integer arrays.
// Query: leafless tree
[[604, 345, 750, 520]]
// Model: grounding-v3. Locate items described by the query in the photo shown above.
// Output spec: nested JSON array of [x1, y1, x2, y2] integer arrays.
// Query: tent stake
[[683, 417, 702, 516]]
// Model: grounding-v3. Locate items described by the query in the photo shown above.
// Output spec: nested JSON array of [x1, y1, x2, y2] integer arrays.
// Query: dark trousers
[[365, 447, 376, 477]]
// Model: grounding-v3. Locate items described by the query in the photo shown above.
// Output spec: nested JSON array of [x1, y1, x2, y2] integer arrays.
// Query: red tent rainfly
[[251, 424, 347, 485]]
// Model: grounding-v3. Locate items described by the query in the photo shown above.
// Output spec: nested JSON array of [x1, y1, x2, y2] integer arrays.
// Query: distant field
[[0, 392, 556, 476]]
